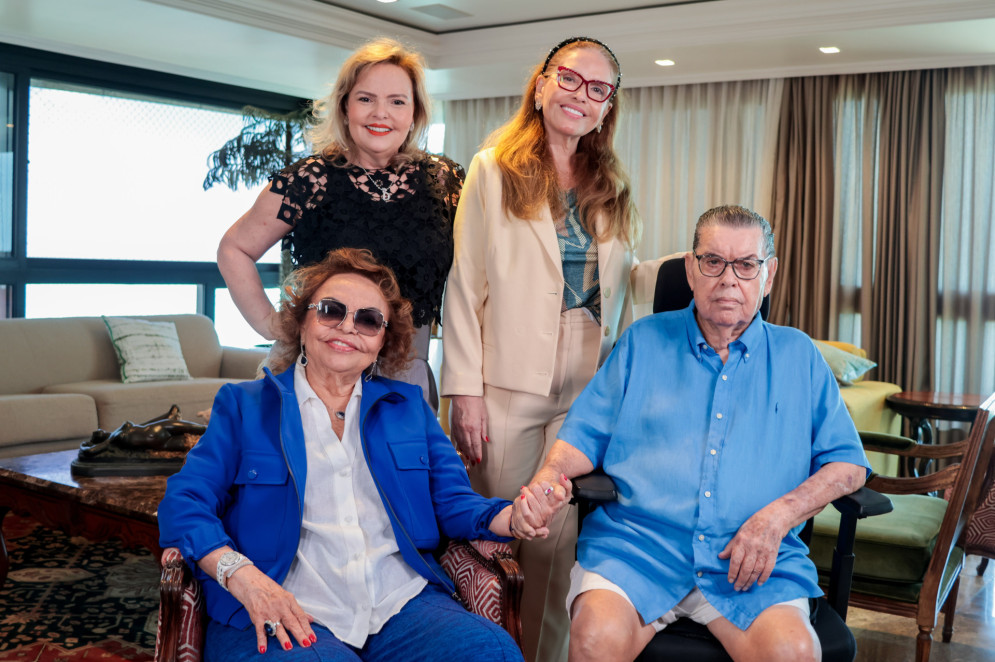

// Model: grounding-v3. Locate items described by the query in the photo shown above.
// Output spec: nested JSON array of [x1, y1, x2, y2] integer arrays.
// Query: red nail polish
[[310, 634, 317, 644], [485, 436, 490, 442], [284, 642, 292, 651], [259, 646, 266, 654], [477, 457, 481, 463], [521, 494, 526, 500], [303, 639, 311, 648]]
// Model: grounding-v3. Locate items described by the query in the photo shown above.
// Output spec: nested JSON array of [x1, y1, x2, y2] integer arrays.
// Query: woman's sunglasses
[[307, 298, 388, 336]]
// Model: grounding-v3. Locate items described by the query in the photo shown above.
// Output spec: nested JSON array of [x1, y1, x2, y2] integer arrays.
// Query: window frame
[[0, 43, 303, 319]]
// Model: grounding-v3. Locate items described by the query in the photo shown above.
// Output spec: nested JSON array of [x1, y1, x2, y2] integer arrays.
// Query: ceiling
[[2, 0, 995, 101]]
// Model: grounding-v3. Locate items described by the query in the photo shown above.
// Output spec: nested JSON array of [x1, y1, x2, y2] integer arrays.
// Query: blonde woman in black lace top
[[218, 38, 464, 410]]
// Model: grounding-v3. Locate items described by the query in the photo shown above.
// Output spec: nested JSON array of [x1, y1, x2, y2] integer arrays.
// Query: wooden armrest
[[155, 548, 205, 662]]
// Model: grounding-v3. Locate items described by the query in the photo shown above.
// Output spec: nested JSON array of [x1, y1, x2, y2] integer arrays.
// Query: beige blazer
[[441, 148, 658, 398]]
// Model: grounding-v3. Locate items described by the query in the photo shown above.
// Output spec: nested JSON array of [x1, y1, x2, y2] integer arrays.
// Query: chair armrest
[[831, 486, 894, 520], [571, 470, 618, 504], [155, 548, 206, 662], [219, 346, 267, 380], [858, 431, 918, 454]]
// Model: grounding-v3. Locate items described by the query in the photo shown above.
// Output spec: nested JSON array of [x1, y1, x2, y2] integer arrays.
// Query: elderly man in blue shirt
[[526, 205, 870, 662]]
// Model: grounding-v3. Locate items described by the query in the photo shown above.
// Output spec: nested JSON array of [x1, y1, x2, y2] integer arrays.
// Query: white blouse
[[281, 363, 426, 647]]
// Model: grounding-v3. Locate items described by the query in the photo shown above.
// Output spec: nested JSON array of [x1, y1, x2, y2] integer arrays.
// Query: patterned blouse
[[555, 190, 601, 323], [270, 154, 465, 327]]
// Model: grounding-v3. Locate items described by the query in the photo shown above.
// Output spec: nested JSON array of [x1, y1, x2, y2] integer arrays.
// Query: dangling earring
[[535, 99, 542, 111], [299, 342, 308, 367], [596, 123, 602, 133], [365, 357, 380, 382]]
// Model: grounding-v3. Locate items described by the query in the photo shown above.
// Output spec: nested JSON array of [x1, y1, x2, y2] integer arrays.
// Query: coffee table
[[0, 448, 166, 587]]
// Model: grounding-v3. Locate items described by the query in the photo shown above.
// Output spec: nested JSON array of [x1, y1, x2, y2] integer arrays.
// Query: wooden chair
[[965, 437, 995, 575], [572, 472, 892, 662], [154, 540, 523, 662], [808, 393, 995, 662]]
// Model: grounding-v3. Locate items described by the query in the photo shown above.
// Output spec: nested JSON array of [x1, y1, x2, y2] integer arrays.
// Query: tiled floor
[[849, 555, 994, 661]]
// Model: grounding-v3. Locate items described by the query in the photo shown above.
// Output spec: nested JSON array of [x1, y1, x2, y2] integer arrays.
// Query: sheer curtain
[[615, 80, 783, 261], [442, 96, 519, 173], [936, 66, 995, 397]]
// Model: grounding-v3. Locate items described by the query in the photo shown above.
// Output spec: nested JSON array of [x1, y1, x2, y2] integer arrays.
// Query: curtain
[[442, 96, 519, 173], [936, 67, 995, 397], [616, 80, 783, 261], [767, 76, 838, 333]]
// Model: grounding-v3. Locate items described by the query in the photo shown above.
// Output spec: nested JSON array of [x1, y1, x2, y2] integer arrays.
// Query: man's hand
[[717, 505, 790, 591], [515, 474, 573, 537], [449, 395, 488, 465]]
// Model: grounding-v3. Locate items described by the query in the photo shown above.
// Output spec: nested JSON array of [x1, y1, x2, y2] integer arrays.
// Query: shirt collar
[[683, 300, 765, 361], [293, 357, 364, 409]]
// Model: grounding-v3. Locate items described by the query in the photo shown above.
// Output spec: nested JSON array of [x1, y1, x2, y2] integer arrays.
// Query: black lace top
[[270, 154, 465, 327]]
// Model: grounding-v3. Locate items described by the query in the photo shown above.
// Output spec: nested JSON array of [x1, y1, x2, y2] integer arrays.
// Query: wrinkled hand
[[450, 395, 488, 466], [718, 507, 789, 591], [512, 474, 573, 540], [228, 566, 315, 653]]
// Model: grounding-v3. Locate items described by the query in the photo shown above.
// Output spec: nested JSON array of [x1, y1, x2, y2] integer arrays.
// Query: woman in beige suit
[[441, 37, 645, 662]]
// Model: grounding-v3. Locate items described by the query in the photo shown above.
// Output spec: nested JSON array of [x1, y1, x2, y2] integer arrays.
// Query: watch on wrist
[[216, 551, 252, 591]]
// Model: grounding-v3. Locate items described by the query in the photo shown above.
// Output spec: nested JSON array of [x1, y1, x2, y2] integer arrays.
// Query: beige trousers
[[471, 308, 601, 662]]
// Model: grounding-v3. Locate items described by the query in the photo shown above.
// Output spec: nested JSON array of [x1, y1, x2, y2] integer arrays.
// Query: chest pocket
[[231, 451, 290, 562], [385, 440, 434, 541]]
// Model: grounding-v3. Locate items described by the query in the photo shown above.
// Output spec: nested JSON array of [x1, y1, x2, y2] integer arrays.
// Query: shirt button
[[697, 571, 703, 577], [340, 469, 349, 476], [721, 375, 728, 381], [353, 553, 361, 561], [705, 491, 712, 498], [698, 534, 705, 541], [604, 287, 612, 298], [716, 413, 723, 419], [345, 516, 353, 523], [710, 449, 717, 455], [604, 325, 611, 337], [745, 353, 750, 358], [247, 469, 258, 479]]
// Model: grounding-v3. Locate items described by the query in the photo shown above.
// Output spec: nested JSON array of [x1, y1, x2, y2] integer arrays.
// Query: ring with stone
[[544, 486, 553, 496], [264, 620, 281, 637]]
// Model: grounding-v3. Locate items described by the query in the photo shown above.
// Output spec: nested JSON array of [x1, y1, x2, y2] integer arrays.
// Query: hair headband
[[541, 36, 622, 100]]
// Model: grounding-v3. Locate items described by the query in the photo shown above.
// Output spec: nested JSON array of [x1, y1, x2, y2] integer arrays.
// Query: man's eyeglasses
[[307, 298, 388, 336], [547, 66, 615, 103], [693, 253, 770, 280]]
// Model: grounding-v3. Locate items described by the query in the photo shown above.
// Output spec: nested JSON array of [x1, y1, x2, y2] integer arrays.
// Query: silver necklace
[[357, 164, 393, 202]]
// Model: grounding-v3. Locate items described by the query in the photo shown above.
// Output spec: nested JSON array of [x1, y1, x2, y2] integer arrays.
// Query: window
[[26, 80, 275, 263]]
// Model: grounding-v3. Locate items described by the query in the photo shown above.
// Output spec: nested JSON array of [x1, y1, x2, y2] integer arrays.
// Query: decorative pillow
[[103, 316, 192, 383], [813, 339, 876, 386]]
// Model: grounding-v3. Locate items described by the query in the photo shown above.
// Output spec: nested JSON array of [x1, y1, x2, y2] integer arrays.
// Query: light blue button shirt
[[559, 302, 870, 630]]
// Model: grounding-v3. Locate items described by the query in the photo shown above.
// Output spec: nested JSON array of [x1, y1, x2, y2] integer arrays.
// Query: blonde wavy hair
[[269, 248, 415, 376], [307, 38, 431, 167], [486, 38, 640, 245]]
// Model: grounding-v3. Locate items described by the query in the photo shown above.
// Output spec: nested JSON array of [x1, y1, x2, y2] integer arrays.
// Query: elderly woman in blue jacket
[[158, 248, 567, 662]]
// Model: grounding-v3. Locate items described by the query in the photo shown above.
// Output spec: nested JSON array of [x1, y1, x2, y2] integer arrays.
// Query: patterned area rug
[[0, 513, 158, 661]]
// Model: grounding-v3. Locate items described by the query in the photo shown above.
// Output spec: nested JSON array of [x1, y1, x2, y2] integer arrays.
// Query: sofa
[[0, 314, 266, 458]]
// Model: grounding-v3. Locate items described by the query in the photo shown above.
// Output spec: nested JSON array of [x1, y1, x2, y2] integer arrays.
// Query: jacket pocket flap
[[387, 440, 429, 470], [233, 451, 288, 485]]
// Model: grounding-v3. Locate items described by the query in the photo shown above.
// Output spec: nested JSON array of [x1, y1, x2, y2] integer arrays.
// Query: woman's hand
[[511, 474, 573, 539], [449, 395, 489, 465], [227, 566, 316, 654]]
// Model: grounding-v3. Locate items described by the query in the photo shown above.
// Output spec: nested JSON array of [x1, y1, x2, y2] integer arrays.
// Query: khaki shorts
[[565, 561, 810, 632]]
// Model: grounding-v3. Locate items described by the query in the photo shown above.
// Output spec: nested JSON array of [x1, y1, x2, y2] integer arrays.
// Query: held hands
[[450, 395, 489, 466], [717, 505, 790, 592], [227, 565, 316, 654], [509, 474, 573, 540]]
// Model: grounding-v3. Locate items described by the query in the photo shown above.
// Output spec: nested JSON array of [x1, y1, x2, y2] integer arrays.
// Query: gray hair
[[692, 205, 776, 258]]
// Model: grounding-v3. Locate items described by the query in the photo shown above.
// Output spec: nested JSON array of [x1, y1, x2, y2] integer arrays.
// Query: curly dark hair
[[268, 248, 415, 376]]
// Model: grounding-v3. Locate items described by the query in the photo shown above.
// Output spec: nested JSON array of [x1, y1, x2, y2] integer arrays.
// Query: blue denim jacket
[[158, 364, 511, 629]]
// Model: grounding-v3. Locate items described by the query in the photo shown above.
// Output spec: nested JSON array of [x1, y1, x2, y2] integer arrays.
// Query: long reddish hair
[[486, 39, 639, 245]]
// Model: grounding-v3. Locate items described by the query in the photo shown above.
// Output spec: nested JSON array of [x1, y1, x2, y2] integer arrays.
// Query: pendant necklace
[[358, 164, 393, 202], [334, 411, 345, 420]]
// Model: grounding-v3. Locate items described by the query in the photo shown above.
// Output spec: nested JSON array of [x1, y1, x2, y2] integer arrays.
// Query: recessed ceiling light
[[655, 59, 676, 67], [377, 0, 397, 3], [819, 46, 840, 54]]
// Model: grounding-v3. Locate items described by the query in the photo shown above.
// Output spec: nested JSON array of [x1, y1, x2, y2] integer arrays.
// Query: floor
[[848, 555, 994, 661]]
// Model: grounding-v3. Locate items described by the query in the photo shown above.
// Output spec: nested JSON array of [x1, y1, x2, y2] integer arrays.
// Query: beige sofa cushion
[[0, 394, 98, 448], [44, 378, 236, 431]]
